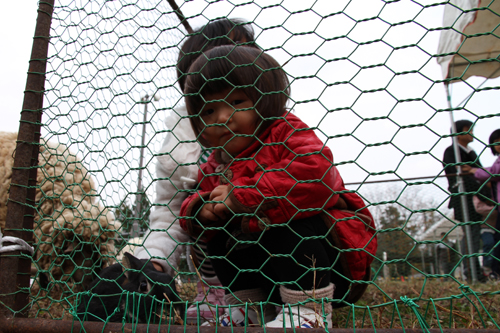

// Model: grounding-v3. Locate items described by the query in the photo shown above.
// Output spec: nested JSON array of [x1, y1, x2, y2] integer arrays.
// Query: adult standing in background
[[442, 119, 484, 282]]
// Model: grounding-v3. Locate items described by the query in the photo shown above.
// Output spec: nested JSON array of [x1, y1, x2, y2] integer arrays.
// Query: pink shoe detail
[[186, 277, 226, 324]]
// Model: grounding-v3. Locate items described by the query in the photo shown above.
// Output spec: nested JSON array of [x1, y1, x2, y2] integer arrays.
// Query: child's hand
[[197, 185, 235, 224], [460, 165, 477, 174], [210, 185, 235, 219], [460, 165, 472, 173], [198, 202, 221, 224]]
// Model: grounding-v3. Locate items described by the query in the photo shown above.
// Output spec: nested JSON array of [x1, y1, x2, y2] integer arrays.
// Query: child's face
[[200, 88, 259, 156], [457, 126, 474, 146], [494, 139, 500, 154]]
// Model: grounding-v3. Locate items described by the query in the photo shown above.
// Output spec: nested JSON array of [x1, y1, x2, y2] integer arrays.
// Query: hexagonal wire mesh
[[2, 0, 500, 330]]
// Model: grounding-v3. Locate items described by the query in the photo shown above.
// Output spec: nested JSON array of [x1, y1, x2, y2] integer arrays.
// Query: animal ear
[[64, 242, 76, 254], [121, 253, 132, 278], [122, 252, 147, 270]]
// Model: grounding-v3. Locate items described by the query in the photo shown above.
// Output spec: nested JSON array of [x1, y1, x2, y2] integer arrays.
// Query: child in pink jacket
[[467, 129, 500, 279]]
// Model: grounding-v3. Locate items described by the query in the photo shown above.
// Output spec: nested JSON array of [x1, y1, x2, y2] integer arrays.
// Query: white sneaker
[[202, 305, 275, 327], [266, 305, 332, 328]]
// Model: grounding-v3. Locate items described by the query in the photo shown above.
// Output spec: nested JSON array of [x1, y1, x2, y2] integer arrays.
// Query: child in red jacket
[[180, 45, 376, 328], [133, 18, 260, 325]]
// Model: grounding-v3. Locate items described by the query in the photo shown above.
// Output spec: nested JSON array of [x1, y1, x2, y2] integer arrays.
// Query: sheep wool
[[0, 132, 17, 226], [0, 131, 121, 289]]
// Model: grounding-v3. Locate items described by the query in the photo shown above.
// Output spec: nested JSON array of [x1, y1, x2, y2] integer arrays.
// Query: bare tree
[[360, 183, 451, 277]]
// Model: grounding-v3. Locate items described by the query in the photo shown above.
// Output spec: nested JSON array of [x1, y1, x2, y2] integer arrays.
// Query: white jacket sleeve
[[134, 104, 201, 277]]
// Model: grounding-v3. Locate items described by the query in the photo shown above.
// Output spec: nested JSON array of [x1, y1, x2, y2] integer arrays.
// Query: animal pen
[[1, 0, 500, 332]]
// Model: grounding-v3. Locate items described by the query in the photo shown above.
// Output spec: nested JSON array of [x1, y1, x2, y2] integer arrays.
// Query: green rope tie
[[400, 296, 430, 333]]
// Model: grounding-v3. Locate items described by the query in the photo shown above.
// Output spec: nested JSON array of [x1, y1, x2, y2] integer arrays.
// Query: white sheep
[[0, 131, 121, 291]]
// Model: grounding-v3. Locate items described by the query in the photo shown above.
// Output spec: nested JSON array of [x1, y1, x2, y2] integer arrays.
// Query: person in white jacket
[[133, 18, 258, 324], [133, 107, 200, 276]]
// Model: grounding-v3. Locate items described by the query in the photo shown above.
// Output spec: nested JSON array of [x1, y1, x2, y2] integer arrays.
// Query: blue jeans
[[481, 231, 496, 268]]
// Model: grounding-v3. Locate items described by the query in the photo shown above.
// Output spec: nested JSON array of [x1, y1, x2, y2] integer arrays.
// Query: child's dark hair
[[452, 119, 473, 134], [177, 18, 256, 92], [184, 45, 291, 146], [489, 129, 500, 155]]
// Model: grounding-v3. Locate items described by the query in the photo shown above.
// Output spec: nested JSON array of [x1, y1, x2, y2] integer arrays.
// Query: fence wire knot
[[400, 296, 430, 333], [400, 296, 419, 308], [458, 284, 472, 293]]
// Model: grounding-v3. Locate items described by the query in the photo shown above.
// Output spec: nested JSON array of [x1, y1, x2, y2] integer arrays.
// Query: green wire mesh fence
[[1, 0, 500, 331]]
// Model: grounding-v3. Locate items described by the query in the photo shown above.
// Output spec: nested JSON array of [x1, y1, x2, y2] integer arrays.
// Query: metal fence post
[[0, 0, 54, 319]]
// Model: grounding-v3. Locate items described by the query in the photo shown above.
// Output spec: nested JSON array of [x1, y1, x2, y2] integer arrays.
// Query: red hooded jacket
[[180, 112, 377, 281]]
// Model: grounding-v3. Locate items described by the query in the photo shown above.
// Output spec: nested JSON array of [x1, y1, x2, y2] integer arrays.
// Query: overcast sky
[[1, 1, 38, 134], [2, 0, 499, 212]]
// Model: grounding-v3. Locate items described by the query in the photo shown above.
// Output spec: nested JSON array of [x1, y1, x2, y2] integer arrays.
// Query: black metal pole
[[0, 0, 54, 319], [166, 0, 193, 34]]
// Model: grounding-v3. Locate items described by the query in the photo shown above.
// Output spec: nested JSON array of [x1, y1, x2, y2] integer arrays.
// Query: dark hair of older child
[[181, 45, 375, 328], [177, 18, 256, 93]]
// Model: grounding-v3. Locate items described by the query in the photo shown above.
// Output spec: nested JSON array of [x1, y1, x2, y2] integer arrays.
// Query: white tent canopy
[[437, 0, 500, 80]]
